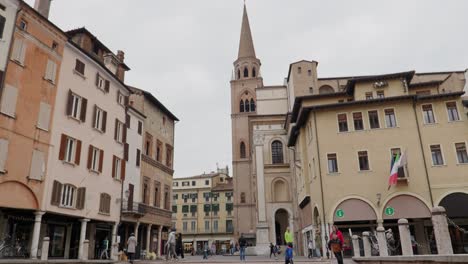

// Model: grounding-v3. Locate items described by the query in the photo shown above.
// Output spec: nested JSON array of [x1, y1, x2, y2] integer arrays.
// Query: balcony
[[122, 201, 146, 217], [140, 203, 172, 219]]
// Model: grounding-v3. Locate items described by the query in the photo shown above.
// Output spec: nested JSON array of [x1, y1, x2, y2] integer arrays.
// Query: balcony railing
[[140, 203, 172, 219], [122, 201, 146, 216]]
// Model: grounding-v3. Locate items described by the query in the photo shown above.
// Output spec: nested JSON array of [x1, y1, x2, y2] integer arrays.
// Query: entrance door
[[275, 209, 289, 245], [49, 225, 67, 258]]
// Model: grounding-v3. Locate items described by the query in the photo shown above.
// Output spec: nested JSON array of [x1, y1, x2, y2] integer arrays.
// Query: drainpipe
[[412, 99, 434, 207]]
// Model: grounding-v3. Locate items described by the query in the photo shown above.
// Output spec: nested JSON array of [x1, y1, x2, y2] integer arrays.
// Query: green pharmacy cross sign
[[336, 209, 344, 218], [385, 206, 395, 216]]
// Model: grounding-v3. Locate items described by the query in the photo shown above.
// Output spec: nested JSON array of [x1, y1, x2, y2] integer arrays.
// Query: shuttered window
[[0, 84, 18, 117], [11, 38, 26, 65], [93, 105, 106, 132], [87, 145, 103, 173], [60, 184, 76, 208], [0, 15, 5, 39], [0, 138, 8, 172], [136, 148, 141, 167], [114, 119, 125, 143], [66, 91, 87, 122], [37, 102, 51, 130], [59, 134, 81, 165], [112, 156, 125, 180], [137, 121, 142, 135], [75, 59, 85, 75], [29, 149, 45, 180], [44, 59, 57, 83], [99, 193, 111, 214]]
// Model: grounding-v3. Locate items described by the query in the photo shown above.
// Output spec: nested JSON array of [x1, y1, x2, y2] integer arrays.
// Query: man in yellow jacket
[[284, 227, 293, 245]]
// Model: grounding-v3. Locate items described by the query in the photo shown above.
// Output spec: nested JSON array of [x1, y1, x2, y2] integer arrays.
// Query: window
[[87, 145, 103, 173], [0, 15, 5, 39], [252, 67, 256, 77], [93, 106, 106, 132], [0, 138, 8, 172], [145, 133, 153, 156], [446, 102, 459, 122], [143, 179, 149, 204], [368, 110, 380, 129], [60, 184, 76, 208], [74, 59, 85, 75], [376, 91, 385, 98], [182, 181, 189, 187], [58, 134, 81, 165], [250, 99, 256, 112], [337, 113, 348, 132], [308, 69, 312, 76], [153, 182, 160, 207], [243, 68, 248, 78], [226, 220, 233, 233], [430, 145, 444, 166], [245, 99, 250, 112], [214, 220, 218, 232], [237, 69, 240, 80], [156, 140, 162, 161], [0, 85, 18, 117], [297, 67, 302, 74], [166, 145, 173, 168], [173, 182, 179, 187], [240, 142, 246, 159], [37, 102, 51, 130], [19, 20, 27, 31], [95, 73, 110, 92], [353, 112, 364, 131], [114, 119, 125, 143], [365, 92, 373, 100], [11, 38, 26, 65], [112, 156, 125, 180], [358, 151, 370, 171], [172, 205, 177, 213], [416, 90, 431, 96], [327, 154, 338, 173], [183, 222, 188, 232], [205, 180, 209, 186], [99, 193, 111, 214], [191, 221, 196, 231], [29, 149, 45, 180], [44, 59, 57, 83], [422, 104, 435, 124], [137, 121, 142, 136], [271, 140, 284, 164], [164, 185, 170, 210], [240, 100, 244, 112], [384, 109, 397, 128], [455, 143, 468, 164], [240, 192, 246, 203], [67, 91, 87, 122], [191, 181, 196, 186], [52, 41, 58, 50], [117, 91, 127, 106], [136, 149, 141, 167], [390, 148, 406, 178], [205, 221, 210, 231]]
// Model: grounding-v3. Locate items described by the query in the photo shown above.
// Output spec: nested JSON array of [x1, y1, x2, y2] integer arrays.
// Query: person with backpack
[[328, 233, 343, 264], [238, 235, 247, 261], [269, 242, 278, 259], [285, 242, 294, 264]]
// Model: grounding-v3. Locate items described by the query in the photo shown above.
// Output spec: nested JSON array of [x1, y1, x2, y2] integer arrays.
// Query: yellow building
[[287, 65, 468, 256], [172, 169, 234, 254]]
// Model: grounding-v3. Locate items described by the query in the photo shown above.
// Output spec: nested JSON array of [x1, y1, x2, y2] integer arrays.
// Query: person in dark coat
[[176, 233, 184, 259]]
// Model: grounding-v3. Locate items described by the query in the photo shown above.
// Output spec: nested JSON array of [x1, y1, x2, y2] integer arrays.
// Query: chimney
[[34, 0, 52, 19], [116, 50, 126, 82]]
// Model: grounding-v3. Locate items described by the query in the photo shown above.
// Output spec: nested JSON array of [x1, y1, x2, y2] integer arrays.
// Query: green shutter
[[204, 204, 211, 212], [182, 205, 189, 213], [190, 205, 197, 212], [226, 203, 233, 211], [212, 204, 219, 212]]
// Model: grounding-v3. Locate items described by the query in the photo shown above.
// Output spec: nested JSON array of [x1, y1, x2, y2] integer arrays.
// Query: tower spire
[[237, 4, 256, 59]]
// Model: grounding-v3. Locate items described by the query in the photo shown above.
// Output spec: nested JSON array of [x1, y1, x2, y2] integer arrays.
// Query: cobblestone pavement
[[118, 255, 357, 264]]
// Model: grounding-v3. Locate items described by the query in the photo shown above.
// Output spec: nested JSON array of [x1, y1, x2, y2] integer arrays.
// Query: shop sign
[[385, 206, 395, 216], [335, 209, 344, 218]]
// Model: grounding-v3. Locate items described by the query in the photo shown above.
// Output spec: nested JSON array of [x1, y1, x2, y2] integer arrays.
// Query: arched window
[[243, 67, 249, 78], [245, 99, 250, 112], [240, 142, 246, 159], [237, 69, 241, 80], [250, 99, 256, 112], [240, 192, 246, 203], [271, 140, 284, 164], [319, 85, 334, 94], [252, 67, 256, 77], [240, 100, 245, 112]]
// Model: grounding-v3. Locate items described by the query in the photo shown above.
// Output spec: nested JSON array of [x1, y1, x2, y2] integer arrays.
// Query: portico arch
[[0, 181, 39, 210]]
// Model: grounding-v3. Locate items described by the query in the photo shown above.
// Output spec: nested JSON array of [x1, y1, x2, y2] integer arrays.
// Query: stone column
[[111, 223, 118, 260], [40, 237, 49, 261], [253, 133, 269, 252], [78, 218, 90, 260], [352, 235, 360, 257], [376, 225, 388, 257], [321, 223, 328, 258], [146, 224, 152, 253], [362, 232, 371, 257], [398, 219, 413, 256], [431, 206, 453, 255], [30, 211, 44, 259], [82, 239, 89, 260], [157, 225, 163, 257], [134, 221, 140, 242]]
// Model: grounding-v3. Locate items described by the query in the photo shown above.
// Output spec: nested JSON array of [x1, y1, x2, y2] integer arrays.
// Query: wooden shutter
[[136, 149, 140, 166], [128, 184, 134, 210], [102, 111, 107, 132], [104, 80, 110, 93], [95, 72, 100, 86], [75, 140, 82, 165], [114, 119, 118, 140], [125, 114, 130, 128], [98, 149, 104, 173], [99, 193, 104, 213], [124, 96, 129, 106], [112, 155, 116, 178], [51, 180, 62, 206], [58, 134, 67, 160], [66, 90, 73, 116], [87, 145, 93, 169], [92, 105, 97, 128], [76, 187, 86, 209], [137, 121, 142, 135], [80, 97, 87, 122], [121, 160, 126, 181], [124, 143, 129, 161], [122, 126, 127, 143]]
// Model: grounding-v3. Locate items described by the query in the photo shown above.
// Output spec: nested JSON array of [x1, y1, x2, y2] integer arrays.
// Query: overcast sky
[[26, 0, 468, 177]]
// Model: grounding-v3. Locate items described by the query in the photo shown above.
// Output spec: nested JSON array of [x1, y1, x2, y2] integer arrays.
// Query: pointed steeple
[[237, 4, 256, 59]]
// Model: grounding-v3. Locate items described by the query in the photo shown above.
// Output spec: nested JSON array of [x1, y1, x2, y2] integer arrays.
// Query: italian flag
[[388, 151, 406, 188]]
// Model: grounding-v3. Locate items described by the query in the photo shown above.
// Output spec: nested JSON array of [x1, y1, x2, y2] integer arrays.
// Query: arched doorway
[[275, 209, 289, 245], [439, 192, 468, 254]]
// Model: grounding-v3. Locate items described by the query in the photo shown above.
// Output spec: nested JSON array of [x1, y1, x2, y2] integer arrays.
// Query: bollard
[[362, 232, 371, 257], [431, 206, 453, 255], [40, 237, 50, 261], [398, 219, 413, 256], [352, 235, 360, 257], [82, 239, 89, 260], [376, 226, 388, 257]]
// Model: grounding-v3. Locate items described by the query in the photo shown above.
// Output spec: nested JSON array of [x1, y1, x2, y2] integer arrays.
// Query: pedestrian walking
[[307, 239, 313, 258], [328, 233, 343, 264], [284, 227, 293, 246], [230, 240, 235, 255], [176, 233, 184, 259], [165, 228, 178, 261], [126, 233, 137, 264], [269, 242, 278, 259], [314, 232, 322, 258], [285, 242, 294, 264], [238, 235, 247, 261], [203, 243, 208, 259], [100, 236, 109, 259]]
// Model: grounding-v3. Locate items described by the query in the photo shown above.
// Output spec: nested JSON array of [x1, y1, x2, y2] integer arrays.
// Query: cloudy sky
[[26, 0, 468, 177]]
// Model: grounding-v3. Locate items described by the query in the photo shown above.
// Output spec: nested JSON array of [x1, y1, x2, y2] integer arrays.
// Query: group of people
[[306, 225, 345, 264]]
